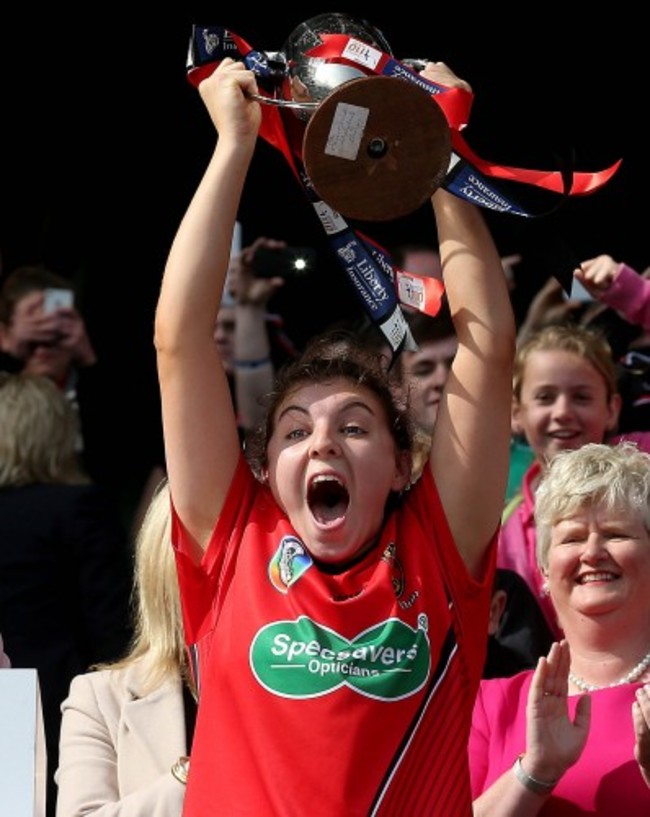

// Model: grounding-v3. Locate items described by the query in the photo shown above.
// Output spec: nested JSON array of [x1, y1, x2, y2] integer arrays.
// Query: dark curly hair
[[245, 329, 413, 478]]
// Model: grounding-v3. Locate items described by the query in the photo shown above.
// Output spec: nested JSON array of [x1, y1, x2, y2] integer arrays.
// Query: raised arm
[[154, 60, 261, 553], [423, 66, 516, 575], [575, 254, 650, 333], [230, 237, 286, 434]]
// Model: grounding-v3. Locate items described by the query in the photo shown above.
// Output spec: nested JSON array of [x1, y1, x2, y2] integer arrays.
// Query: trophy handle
[[247, 92, 319, 111], [246, 57, 429, 111]]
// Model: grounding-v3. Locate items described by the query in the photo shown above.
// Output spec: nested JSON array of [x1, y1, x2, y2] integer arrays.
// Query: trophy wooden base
[[303, 75, 451, 221]]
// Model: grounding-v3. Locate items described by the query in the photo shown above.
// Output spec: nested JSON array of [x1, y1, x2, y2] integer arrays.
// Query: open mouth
[[308, 475, 349, 525]]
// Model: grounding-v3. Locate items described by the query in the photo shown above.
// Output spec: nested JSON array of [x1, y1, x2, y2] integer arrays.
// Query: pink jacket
[[498, 461, 562, 640], [602, 263, 650, 332], [470, 671, 650, 813]]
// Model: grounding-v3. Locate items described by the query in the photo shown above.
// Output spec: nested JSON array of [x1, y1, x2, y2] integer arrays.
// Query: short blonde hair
[[535, 441, 650, 572]]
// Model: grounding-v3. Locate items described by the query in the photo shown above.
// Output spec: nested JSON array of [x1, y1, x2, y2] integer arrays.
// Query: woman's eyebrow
[[276, 404, 309, 423], [276, 399, 376, 424]]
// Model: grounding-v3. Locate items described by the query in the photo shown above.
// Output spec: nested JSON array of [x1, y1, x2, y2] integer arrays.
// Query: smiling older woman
[[469, 441, 650, 815]]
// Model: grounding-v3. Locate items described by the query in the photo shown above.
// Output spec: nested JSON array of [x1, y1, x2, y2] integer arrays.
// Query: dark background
[[1, 9, 645, 515]]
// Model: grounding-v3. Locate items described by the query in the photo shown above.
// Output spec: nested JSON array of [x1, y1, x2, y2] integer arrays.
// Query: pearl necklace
[[569, 650, 650, 692]]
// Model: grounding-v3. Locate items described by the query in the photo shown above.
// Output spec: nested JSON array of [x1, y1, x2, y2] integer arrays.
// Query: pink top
[[603, 263, 650, 332], [470, 670, 650, 814], [498, 461, 561, 639]]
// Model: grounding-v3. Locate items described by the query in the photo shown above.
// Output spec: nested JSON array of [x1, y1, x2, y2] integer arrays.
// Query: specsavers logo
[[250, 614, 430, 699]]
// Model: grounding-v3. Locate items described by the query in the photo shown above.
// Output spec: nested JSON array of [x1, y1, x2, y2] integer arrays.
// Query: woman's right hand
[[198, 58, 262, 147], [524, 640, 591, 784], [229, 237, 286, 307]]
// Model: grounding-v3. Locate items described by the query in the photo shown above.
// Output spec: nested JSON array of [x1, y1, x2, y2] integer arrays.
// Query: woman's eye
[[605, 530, 629, 541], [535, 393, 553, 404], [343, 425, 364, 436], [287, 428, 307, 441]]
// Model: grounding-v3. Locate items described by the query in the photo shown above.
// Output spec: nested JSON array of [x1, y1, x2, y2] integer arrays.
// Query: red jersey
[[172, 454, 495, 816]]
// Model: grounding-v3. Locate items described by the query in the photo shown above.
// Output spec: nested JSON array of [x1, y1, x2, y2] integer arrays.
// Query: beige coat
[[55, 661, 188, 817]]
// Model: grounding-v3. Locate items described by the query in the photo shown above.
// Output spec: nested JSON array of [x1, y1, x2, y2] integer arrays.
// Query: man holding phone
[[0, 263, 123, 510], [0, 266, 96, 381]]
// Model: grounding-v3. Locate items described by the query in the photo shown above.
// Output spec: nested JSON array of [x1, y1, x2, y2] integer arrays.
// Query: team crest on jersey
[[381, 541, 420, 609], [250, 614, 431, 699], [269, 535, 312, 593], [381, 542, 405, 597]]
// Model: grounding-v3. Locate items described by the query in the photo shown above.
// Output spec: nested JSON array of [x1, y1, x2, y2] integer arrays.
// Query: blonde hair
[[97, 479, 188, 694], [535, 441, 650, 572], [0, 372, 88, 486], [513, 323, 618, 402]]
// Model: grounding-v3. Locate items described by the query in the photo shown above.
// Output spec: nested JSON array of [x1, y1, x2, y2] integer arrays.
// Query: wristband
[[513, 754, 557, 796], [232, 357, 271, 369], [171, 756, 190, 785]]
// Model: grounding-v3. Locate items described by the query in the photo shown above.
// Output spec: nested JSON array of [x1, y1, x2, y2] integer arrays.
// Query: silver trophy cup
[[261, 13, 451, 221]]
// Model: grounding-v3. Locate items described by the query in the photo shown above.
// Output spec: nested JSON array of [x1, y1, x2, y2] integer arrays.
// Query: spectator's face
[[10, 291, 74, 385], [24, 344, 73, 383], [547, 503, 650, 631], [512, 349, 620, 464], [402, 336, 458, 431]]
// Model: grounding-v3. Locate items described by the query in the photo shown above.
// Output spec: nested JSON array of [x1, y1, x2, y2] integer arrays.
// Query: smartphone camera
[[252, 246, 317, 279]]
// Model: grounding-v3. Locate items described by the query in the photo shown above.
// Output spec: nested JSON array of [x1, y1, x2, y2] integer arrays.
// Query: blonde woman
[[56, 479, 194, 817], [471, 442, 650, 815]]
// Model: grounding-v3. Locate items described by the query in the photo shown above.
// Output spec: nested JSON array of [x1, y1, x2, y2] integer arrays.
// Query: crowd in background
[[3, 212, 650, 817], [1, 46, 650, 817]]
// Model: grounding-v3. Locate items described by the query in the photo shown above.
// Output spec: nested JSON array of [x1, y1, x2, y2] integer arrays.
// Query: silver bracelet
[[513, 754, 557, 796]]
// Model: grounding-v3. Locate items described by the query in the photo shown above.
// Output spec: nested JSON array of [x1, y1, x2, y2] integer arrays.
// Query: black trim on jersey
[[368, 621, 458, 816], [188, 643, 201, 701]]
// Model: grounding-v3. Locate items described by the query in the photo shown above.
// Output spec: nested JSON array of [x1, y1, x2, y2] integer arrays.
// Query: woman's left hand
[[633, 684, 650, 787]]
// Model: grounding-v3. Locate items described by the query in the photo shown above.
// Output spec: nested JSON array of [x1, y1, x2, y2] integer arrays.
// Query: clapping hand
[[523, 640, 591, 785], [633, 684, 650, 788]]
